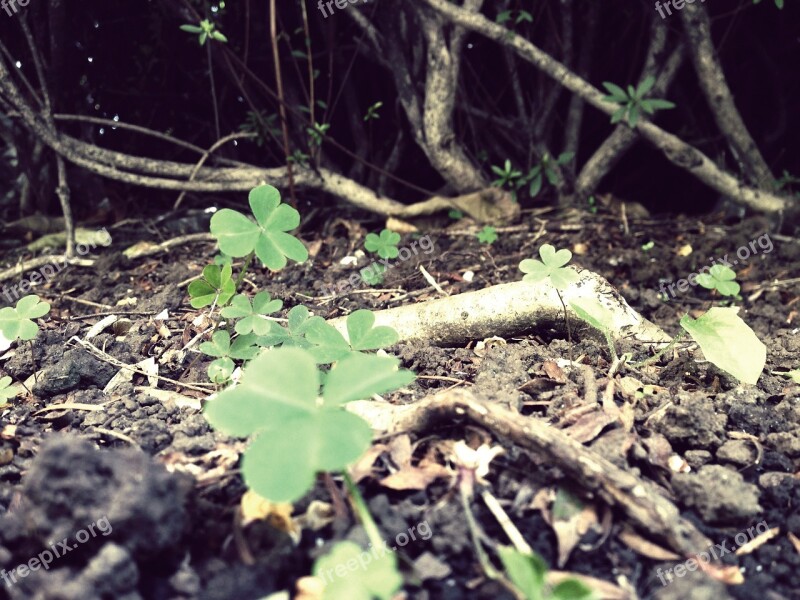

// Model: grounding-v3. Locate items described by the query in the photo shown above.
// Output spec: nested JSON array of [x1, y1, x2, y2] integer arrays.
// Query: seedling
[[188, 263, 235, 309], [641, 241, 654, 252], [569, 297, 618, 362], [312, 540, 402, 600], [477, 226, 498, 245], [199, 330, 260, 384], [498, 547, 594, 600], [696, 265, 740, 298], [602, 76, 675, 127], [210, 184, 308, 271], [365, 229, 401, 260], [524, 152, 573, 198], [496, 9, 533, 25], [363, 101, 383, 122], [180, 19, 228, 45], [204, 347, 414, 502], [491, 160, 524, 191], [362, 263, 386, 286], [448, 209, 464, 220]]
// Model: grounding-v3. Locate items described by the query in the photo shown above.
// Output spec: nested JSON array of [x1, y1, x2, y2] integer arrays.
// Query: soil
[[1, 204, 799, 600]]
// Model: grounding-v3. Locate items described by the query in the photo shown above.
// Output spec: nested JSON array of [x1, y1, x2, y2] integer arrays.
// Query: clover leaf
[[364, 229, 400, 259], [313, 541, 402, 600], [208, 358, 235, 384], [345, 310, 398, 351], [696, 265, 740, 297], [519, 244, 579, 290], [0, 295, 50, 342], [477, 226, 498, 245], [188, 264, 235, 309], [498, 546, 593, 600], [0, 376, 19, 406], [210, 184, 308, 270], [203, 347, 415, 502], [221, 292, 283, 335], [200, 330, 260, 361], [362, 263, 386, 286]]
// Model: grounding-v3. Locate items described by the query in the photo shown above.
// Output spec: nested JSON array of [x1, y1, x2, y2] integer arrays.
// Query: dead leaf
[[349, 443, 388, 483], [543, 360, 568, 383], [240, 489, 296, 534], [735, 526, 779, 556], [788, 531, 800, 554], [551, 487, 598, 567], [695, 559, 744, 585], [618, 526, 680, 560], [562, 409, 616, 443]]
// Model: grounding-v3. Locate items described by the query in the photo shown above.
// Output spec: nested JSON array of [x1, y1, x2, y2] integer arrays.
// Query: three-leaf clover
[[364, 229, 401, 259], [477, 226, 498, 245], [204, 347, 415, 502], [0, 295, 50, 341], [180, 19, 228, 45], [602, 77, 675, 128], [344, 310, 399, 351], [498, 546, 593, 600], [313, 541, 402, 600], [362, 263, 386, 286], [188, 263, 236, 309], [221, 292, 283, 335], [210, 185, 308, 271], [200, 330, 261, 384], [519, 245, 579, 290], [696, 265, 740, 297]]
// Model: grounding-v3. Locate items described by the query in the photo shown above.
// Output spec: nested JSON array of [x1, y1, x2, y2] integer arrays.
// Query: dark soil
[[1, 205, 799, 600]]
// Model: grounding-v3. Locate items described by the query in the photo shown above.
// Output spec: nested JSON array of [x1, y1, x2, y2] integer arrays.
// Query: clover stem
[[234, 251, 255, 293], [343, 471, 385, 550], [555, 289, 573, 364]]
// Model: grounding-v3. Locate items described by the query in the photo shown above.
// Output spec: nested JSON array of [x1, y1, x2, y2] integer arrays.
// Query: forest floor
[[0, 203, 799, 600]]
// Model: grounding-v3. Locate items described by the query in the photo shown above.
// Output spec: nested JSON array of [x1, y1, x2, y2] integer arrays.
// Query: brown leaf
[[543, 360, 568, 383], [696, 559, 744, 585], [735, 526, 780, 556], [349, 444, 388, 483], [617, 526, 680, 560], [379, 463, 451, 491], [788, 531, 800, 555], [562, 409, 616, 443]]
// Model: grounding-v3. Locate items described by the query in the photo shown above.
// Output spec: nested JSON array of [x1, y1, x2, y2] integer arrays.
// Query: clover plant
[[220, 292, 283, 335], [362, 263, 386, 286], [477, 226, 498, 245], [199, 330, 260, 383], [210, 184, 308, 271], [365, 229, 400, 260], [519, 244, 579, 290], [188, 263, 235, 309], [696, 265, 740, 298], [499, 546, 594, 600], [204, 347, 414, 502], [602, 76, 675, 127], [0, 295, 50, 341], [180, 19, 228, 45]]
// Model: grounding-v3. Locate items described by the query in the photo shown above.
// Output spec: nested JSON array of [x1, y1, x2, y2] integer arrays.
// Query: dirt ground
[[0, 204, 798, 600]]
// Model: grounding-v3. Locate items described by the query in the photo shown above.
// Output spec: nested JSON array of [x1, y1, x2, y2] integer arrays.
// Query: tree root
[[349, 387, 712, 557]]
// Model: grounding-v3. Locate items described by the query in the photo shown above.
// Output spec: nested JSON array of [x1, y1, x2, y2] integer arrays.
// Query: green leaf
[[0, 295, 50, 341], [636, 76, 656, 98], [496, 10, 512, 24], [362, 263, 386, 286], [189, 263, 235, 309], [211, 31, 228, 43], [610, 106, 627, 124], [313, 541, 403, 600], [552, 578, 594, 600], [628, 104, 640, 127], [303, 318, 352, 363], [556, 152, 574, 165], [221, 292, 283, 335], [364, 229, 401, 259], [696, 265, 740, 297], [323, 353, 414, 406], [208, 357, 235, 383], [497, 546, 546, 599], [544, 167, 560, 186], [601, 82, 628, 102], [529, 173, 543, 197], [519, 244, 579, 290], [680, 307, 766, 384], [646, 98, 676, 110], [345, 310, 399, 351], [0, 375, 19, 405], [477, 226, 498, 245], [210, 185, 308, 270], [200, 330, 232, 358], [180, 24, 203, 33], [570, 298, 613, 333]]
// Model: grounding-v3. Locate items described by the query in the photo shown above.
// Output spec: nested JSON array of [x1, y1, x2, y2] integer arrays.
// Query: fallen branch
[[328, 270, 671, 347], [349, 387, 712, 557]]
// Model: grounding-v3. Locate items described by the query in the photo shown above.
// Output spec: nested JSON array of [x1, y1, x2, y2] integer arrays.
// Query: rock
[[672, 465, 761, 523], [716, 440, 757, 466]]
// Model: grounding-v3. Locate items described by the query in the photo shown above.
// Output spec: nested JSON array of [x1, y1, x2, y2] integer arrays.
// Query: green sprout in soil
[[220, 292, 283, 336], [362, 263, 386, 286], [696, 264, 740, 298], [188, 263, 235, 309], [499, 546, 594, 600], [204, 346, 414, 502], [601, 76, 675, 128], [0, 376, 17, 407], [365, 229, 401, 260], [0, 295, 50, 341], [477, 226, 498, 245]]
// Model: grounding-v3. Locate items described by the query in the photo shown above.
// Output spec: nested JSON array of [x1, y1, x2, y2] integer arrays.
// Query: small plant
[[641, 241, 655, 252], [365, 229, 401, 260], [210, 184, 308, 271], [519, 244, 579, 290], [362, 263, 386, 286], [199, 330, 260, 384], [204, 347, 414, 502], [477, 226, 498, 245], [586, 196, 598, 214], [498, 546, 594, 600], [448, 209, 464, 220], [496, 8, 533, 25], [491, 160, 524, 197], [524, 152, 574, 198], [221, 292, 283, 336], [312, 540, 402, 600], [188, 263, 236, 309], [307, 122, 331, 147], [179, 19, 228, 45], [239, 110, 279, 147], [696, 264, 740, 298], [602, 76, 675, 127], [0, 295, 51, 341], [363, 101, 383, 122]]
